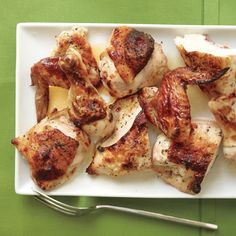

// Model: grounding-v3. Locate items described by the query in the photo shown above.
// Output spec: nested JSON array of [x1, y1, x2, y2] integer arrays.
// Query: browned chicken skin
[[31, 57, 70, 122], [139, 67, 228, 143], [31, 27, 101, 123], [67, 74, 107, 126], [87, 112, 151, 176], [107, 26, 154, 83], [30, 27, 117, 141], [175, 34, 236, 159], [59, 54, 107, 126], [86, 95, 151, 176], [31, 54, 107, 126], [11, 110, 92, 190], [175, 35, 233, 98], [153, 120, 222, 194], [52, 27, 100, 87], [99, 26, 168, 98], [142, 66, 227, 194], [59, 50, 117, 141]]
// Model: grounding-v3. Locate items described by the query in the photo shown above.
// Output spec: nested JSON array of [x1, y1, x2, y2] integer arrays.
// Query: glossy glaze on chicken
[[139, 67, 228, 143]]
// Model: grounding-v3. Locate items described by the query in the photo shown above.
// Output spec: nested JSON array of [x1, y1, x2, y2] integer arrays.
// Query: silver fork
[[33, 189, 217, 230]]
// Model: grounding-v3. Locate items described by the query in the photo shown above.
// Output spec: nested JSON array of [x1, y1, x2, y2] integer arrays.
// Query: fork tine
[[33, 189, 81, 211], [34, 196, 76, 216]]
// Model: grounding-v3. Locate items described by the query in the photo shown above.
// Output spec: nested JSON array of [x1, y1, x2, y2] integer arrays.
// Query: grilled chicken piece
[[139, 67, 227, 143], [99, 26, 169, 98], [175, 34, 235, 98], [209, 94, 236, 159], [86, 95, 151, 176], [31, 35, 116, 141], [31, 57, 70, 122], [52, 27, 100, 87], [153, 120, 222, 194], [11, 109, 93, 190], [175, 34, 236, 159], [31, 27, 100, 123], [59, 52, 117, 141]]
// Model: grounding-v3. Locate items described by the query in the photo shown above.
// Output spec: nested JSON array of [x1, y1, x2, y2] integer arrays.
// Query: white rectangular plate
[[15, 23, 236, 198]]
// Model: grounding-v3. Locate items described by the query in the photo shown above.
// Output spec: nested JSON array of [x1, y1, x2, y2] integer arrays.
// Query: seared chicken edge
[[99, 26, 168, 98], [86, 95, 151, 176], [152, 119, 222, 194], [12, 109, 94, 190]]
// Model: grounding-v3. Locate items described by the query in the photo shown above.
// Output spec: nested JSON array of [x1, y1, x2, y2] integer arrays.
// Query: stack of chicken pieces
[[12, 26, 233, 195]]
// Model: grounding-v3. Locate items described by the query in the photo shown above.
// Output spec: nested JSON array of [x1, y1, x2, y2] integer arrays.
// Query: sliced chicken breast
[[86, 95, 151, 176], [99, 26, 169, 98], [11, 109, 93, 190], [152, 119, 222, 194]]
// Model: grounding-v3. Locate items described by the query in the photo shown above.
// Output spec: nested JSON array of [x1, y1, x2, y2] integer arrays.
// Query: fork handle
[[95, 205, 217, 230]]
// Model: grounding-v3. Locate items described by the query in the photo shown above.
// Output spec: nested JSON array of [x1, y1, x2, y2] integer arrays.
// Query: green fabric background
[[1, 0, 236, 235]]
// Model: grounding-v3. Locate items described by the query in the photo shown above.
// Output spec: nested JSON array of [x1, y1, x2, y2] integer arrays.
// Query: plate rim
[[15, 22, 236, 197]]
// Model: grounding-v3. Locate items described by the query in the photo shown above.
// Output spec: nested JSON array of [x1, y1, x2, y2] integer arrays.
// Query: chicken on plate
[[139, 67, 226, 194], [99, 26, 169, 98], [31, 27, 116, 141], [11, 110, 93, 190], [59, 51, 117, 141], [153, 120, 222, 194], [87, 95, 151, 176], [138, 67, 227, 143], [13, 26, 233, 194], [31, 27, 100, 123], [51, 27, 100, 87], [209, 94, 236, 160], [175, 34, 236, 159]]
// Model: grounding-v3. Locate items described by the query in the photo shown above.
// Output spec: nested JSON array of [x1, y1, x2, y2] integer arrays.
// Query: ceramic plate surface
[[15, 23, 236, 197]]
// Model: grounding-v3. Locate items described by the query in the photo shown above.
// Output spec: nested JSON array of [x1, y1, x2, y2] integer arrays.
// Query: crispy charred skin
[[177, 46, 232, 97], [178, 48, 225, 75], [107, 26, 154, 83], [167, 141, 210, 194], [153, 120, 222, 194], [86, 112, 149, 175], [31, 57, 70, 122], [12, 126, 79, 190], [31, 53, 103, 124], [125, 30, 155, 74], [166, 120, 221, 194], [144, 67, 228, 143]]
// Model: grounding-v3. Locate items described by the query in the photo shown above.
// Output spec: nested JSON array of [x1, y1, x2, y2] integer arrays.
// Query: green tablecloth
[[1, 0, 236, 235]]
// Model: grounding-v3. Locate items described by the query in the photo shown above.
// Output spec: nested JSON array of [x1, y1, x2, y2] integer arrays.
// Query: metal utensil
[[33, 189, 217, 230]]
